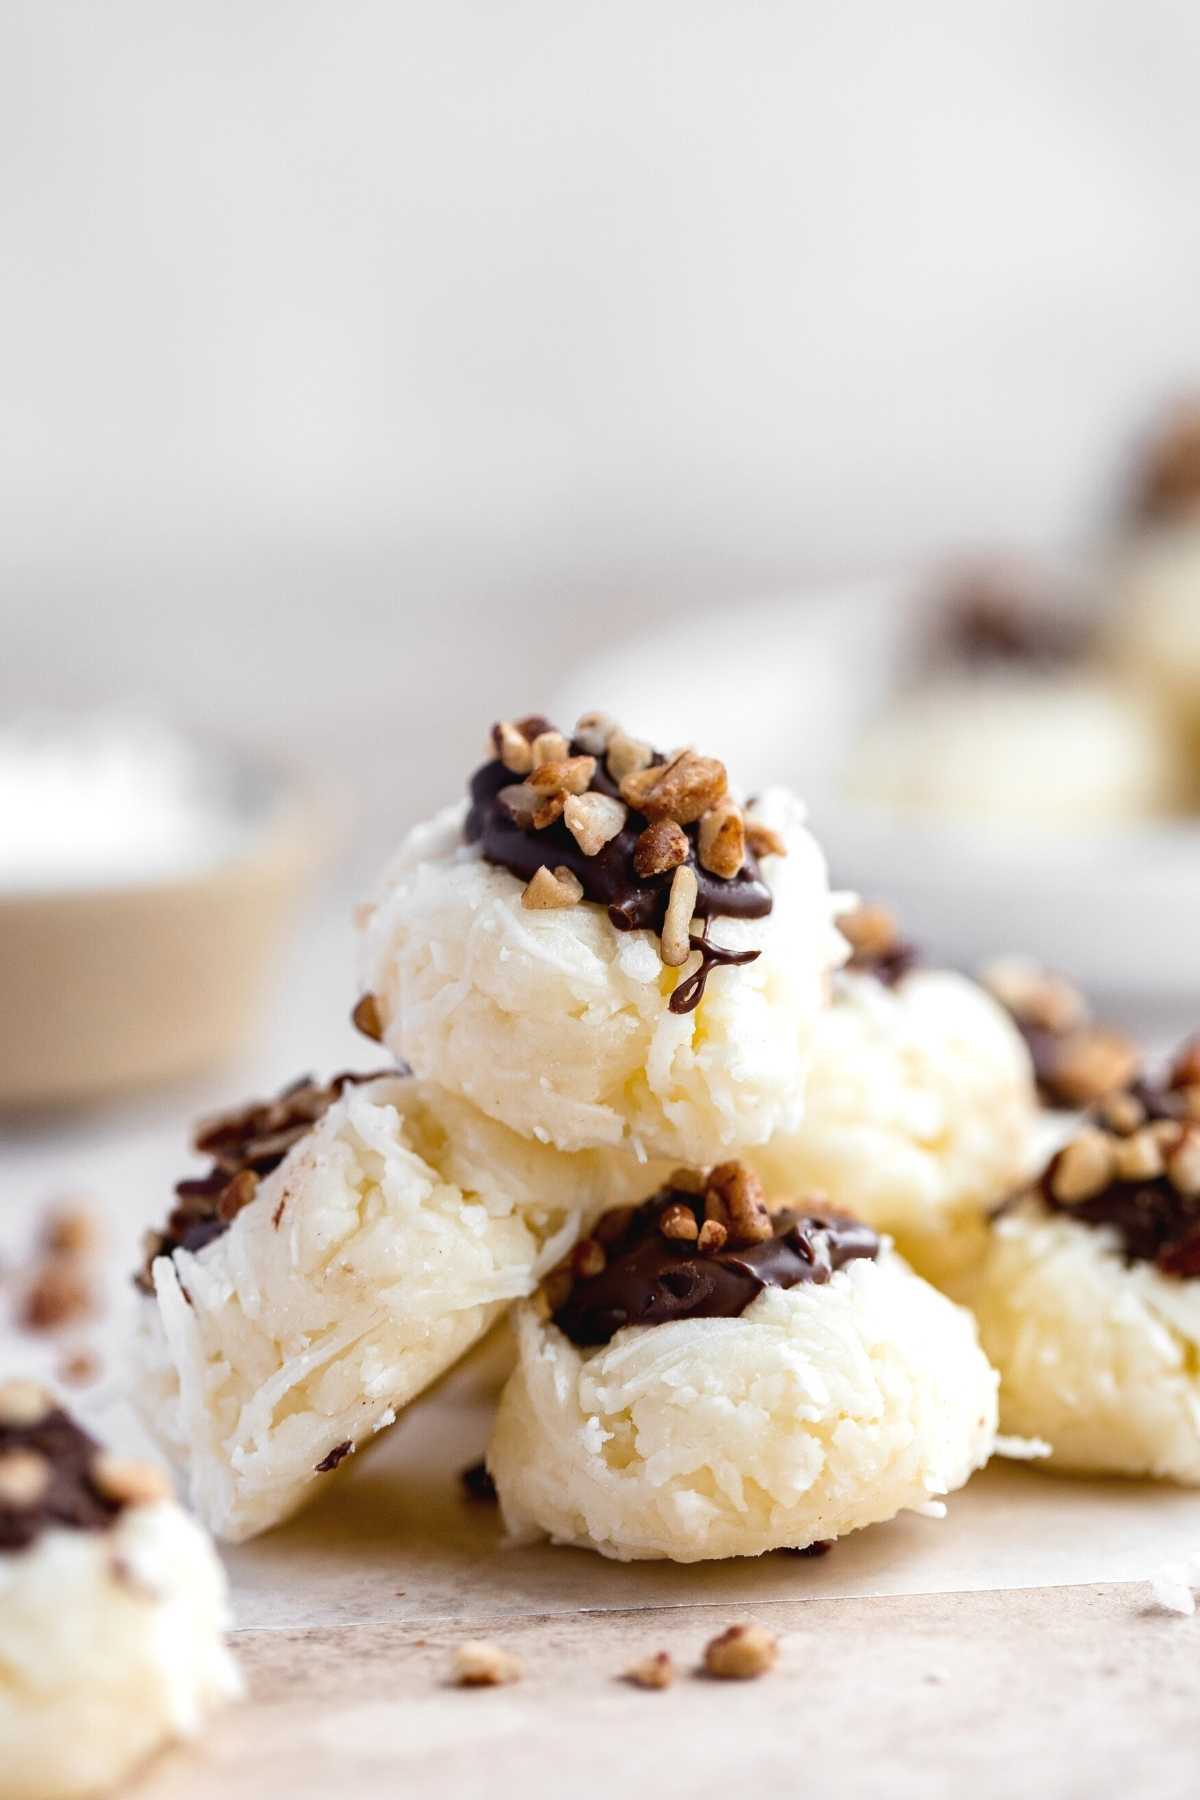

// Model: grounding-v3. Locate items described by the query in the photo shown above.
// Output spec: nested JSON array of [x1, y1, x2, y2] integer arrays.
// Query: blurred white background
[[4, 0, 1200, 868]]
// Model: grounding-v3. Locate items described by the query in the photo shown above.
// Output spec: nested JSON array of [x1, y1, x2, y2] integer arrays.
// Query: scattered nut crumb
[[839, 903, 900, 961], [1050, 1129, 1115, 1204], [91, 1454, 173, 1507], [1113, 1129, 1165, 1183], [606, 730, 653, 782], [41, 1206, 98, 1257], [573, 712, 617, 756], [0, 1380, 52, 1427], [521, 865, 585, 910], [659, 1203, 700, 1242], [529, 729, 570, 767], [660, 864, 699, 967], [527, 754, 596, 796], [619, 750, 728, 826], [705, 1162, 772, 1244], [702, 1623, 778, 1680], [697, 1219, 728, 1253], [667, 1166, 707, 1195], [1099, 1091, 1146, 1135], [492, 720, 534, 774], [563, 791, 626, 857], [217, 1170, 260, 1223], [352, 993, 385, 1042], [624, 1651, 675, 1690], [745, 819, 787, 859], [980, 957, 1088, 1035], [0, 1449, 51, 1507], [572, 1237, 606, 1278], [633, 819, 689, 878], [698, 804, 745, 879], [1168, 1131, 1200, 1198], [20, 1256, 93, 1332], [452, 1640, 523, 1687], [1050, 1028, 1140, 1107]]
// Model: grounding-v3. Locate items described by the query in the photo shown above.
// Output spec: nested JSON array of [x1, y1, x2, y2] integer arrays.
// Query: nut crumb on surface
[[91, 1454, 173, 1507], [352, 992, 385, 1042], [702, 1623, 779, 1680], [660, 864, 699, 967], [521, 865, 585, 910], [0, 1449, 51, 1506], [0, 1380, 52, 1427], [624, 1651, 675, 1690], [20, 1255, 93, 1332], [452, 1640, 523, 1687]]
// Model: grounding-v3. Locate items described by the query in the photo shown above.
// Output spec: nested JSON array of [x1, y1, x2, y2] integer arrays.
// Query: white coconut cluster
[[966, 1202, 1200, 1482], [488, 1252, 997, 1562], [357, 786, 845, 1163], [1, 1501, 240, 1800], [137, 1076, 640, 1542], [750, 968, 1038, 1286]]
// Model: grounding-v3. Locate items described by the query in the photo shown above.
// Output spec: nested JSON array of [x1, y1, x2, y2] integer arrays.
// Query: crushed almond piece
[[668, 1167, 707, 1194], [633, 819, 689, 879], [217, 1170, 259, 1223], [0, 1381, 52, 1427], [92, 1455, 173, 1507], [573, 1238, 606, 1278], [563, 791, 626, 857], [606, 730, 653, 782], [619, 750, 728, 826], [0, 1450, 51, 1508], [697, 1219, 728, 1253], [1167, 1130, 1200, 1198], [706, 1161, 772, 1245], [530, 791, 567, 830], [703, 1623, 778, 1680], [980, 958, 1088, 1035], [527, 754, 596, 796], [1050, 1028, 1140, 1107], [1099, 1091, 1146, 1135], [745, 819, 787, 859], [698, 804, 745, 880], [42, 1207, 98, 1257], [352, 993, 385, 1042], [21, 1256, 92, 1332], [521, 865, 584, 910], [1050, 1130, 1116, 1204], [492, 720, 534, 775], [573, 711, 617, 755], [839, 903, 899, 960], [452, 1640, 523, 1687], [1170, 1041, 1200, 1092], [1180, 1085, 1200, 1122], [1113, 1129, 1165, 1183], [661, 864, 699, 967], [625, 1651, 675, 1689], [659, 1203, 700, 1242], [529, 729, 570, 767]]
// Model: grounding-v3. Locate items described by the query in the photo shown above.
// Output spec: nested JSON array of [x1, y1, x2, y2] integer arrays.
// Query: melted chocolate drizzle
[[0, 1408, 121, 1554], [553, 1187, 880, 1347], [464, 728, 773, 1013]]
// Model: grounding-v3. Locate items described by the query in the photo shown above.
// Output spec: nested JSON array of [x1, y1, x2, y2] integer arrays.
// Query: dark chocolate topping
[[136, 1069, 388, 1292], [464, 727, 772, 945], [0, 1407, 121, 1553], [553, 1188, 880, 1347]]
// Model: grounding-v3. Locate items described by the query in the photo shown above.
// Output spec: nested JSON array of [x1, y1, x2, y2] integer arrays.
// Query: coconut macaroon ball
[[0, 1383, 240, 1800], [967, 1042, 1200, 1481], [748, 905, 1038, 1287], [356, 711, 845, 1163], [488, 1163, 997, 1561], [136, 1069, 636, 1542]]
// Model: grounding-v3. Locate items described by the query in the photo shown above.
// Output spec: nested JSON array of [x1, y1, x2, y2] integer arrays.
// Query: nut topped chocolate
[[0, 1383, 169, 1553], [465, 713, 781, 1013], [546, 1163, 880, 1347], [837, 902, 918, 989], [136, 1070, 385, 1292], [980, 958, 1141, 1110], [1037, 1041, 1200, 1275]]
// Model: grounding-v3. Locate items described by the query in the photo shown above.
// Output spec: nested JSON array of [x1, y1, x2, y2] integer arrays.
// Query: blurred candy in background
[[5, 0, 1200, 1105]]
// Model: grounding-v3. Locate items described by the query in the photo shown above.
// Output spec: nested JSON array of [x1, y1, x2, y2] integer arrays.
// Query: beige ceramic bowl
[[0, 739, 322, 1109]]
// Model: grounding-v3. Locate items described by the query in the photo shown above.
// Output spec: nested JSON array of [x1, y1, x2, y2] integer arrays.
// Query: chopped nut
[[527, 754, 596, 796], [659, 1203, 700, 1242], [619, 750, 728, 826], [573, 711, 617, 756], [539, 1265, 574, 1313], [594, 1205, 635, 1245], [531, 792, 567, 830], [0, 1381, 51, 1427], [1099, 1091, 1146, 1135], [625, 1651, 675, 1689], [1050, 1129, 1116, 1203], [42, 1207, 98, 1257], [745, 819, 787, 859], [839, 903, 899, 960], [0, 1450, 50, 1508], [1167, 1130, 1200, 1198], [661, 864, 699, 967], [563, 791, 626, 857], [529, 729, 570, 767], [1170, 1040, 1200, 1093], [452, 1640, 523, 1687], [698, 804, 745, 879], [492, 720, 534, 775], [633, 819, 689, 878], [21, 1257, 92, 1332], [705, 1161, 772, 1244], [697, 1219, 728, 1253], [572, 1237, 606, 1278], [702, 1623, 778, 1680], [92, 1455, 173, 1507], [1112, 1129, 1165, 1183], [352, 993, 385, 1042], [980, 958, 1088, 1035], [521, 865, 584, 910], [1180, 1085, 1200, 1122], [216, 1170, 259, 1223], [606, 730, 653, 782], [667, 1167, 707, 1195], [1050, 1028, 1140, 1107]]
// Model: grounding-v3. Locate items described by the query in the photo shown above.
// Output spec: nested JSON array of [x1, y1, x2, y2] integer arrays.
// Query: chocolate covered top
[[549, 1169, 880, 1347], [463, 714, 782, 1014], [1036, 1042, 1200, 1276], [0, 1390, 123, 1553], [136, 1069, 385, 1292]]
